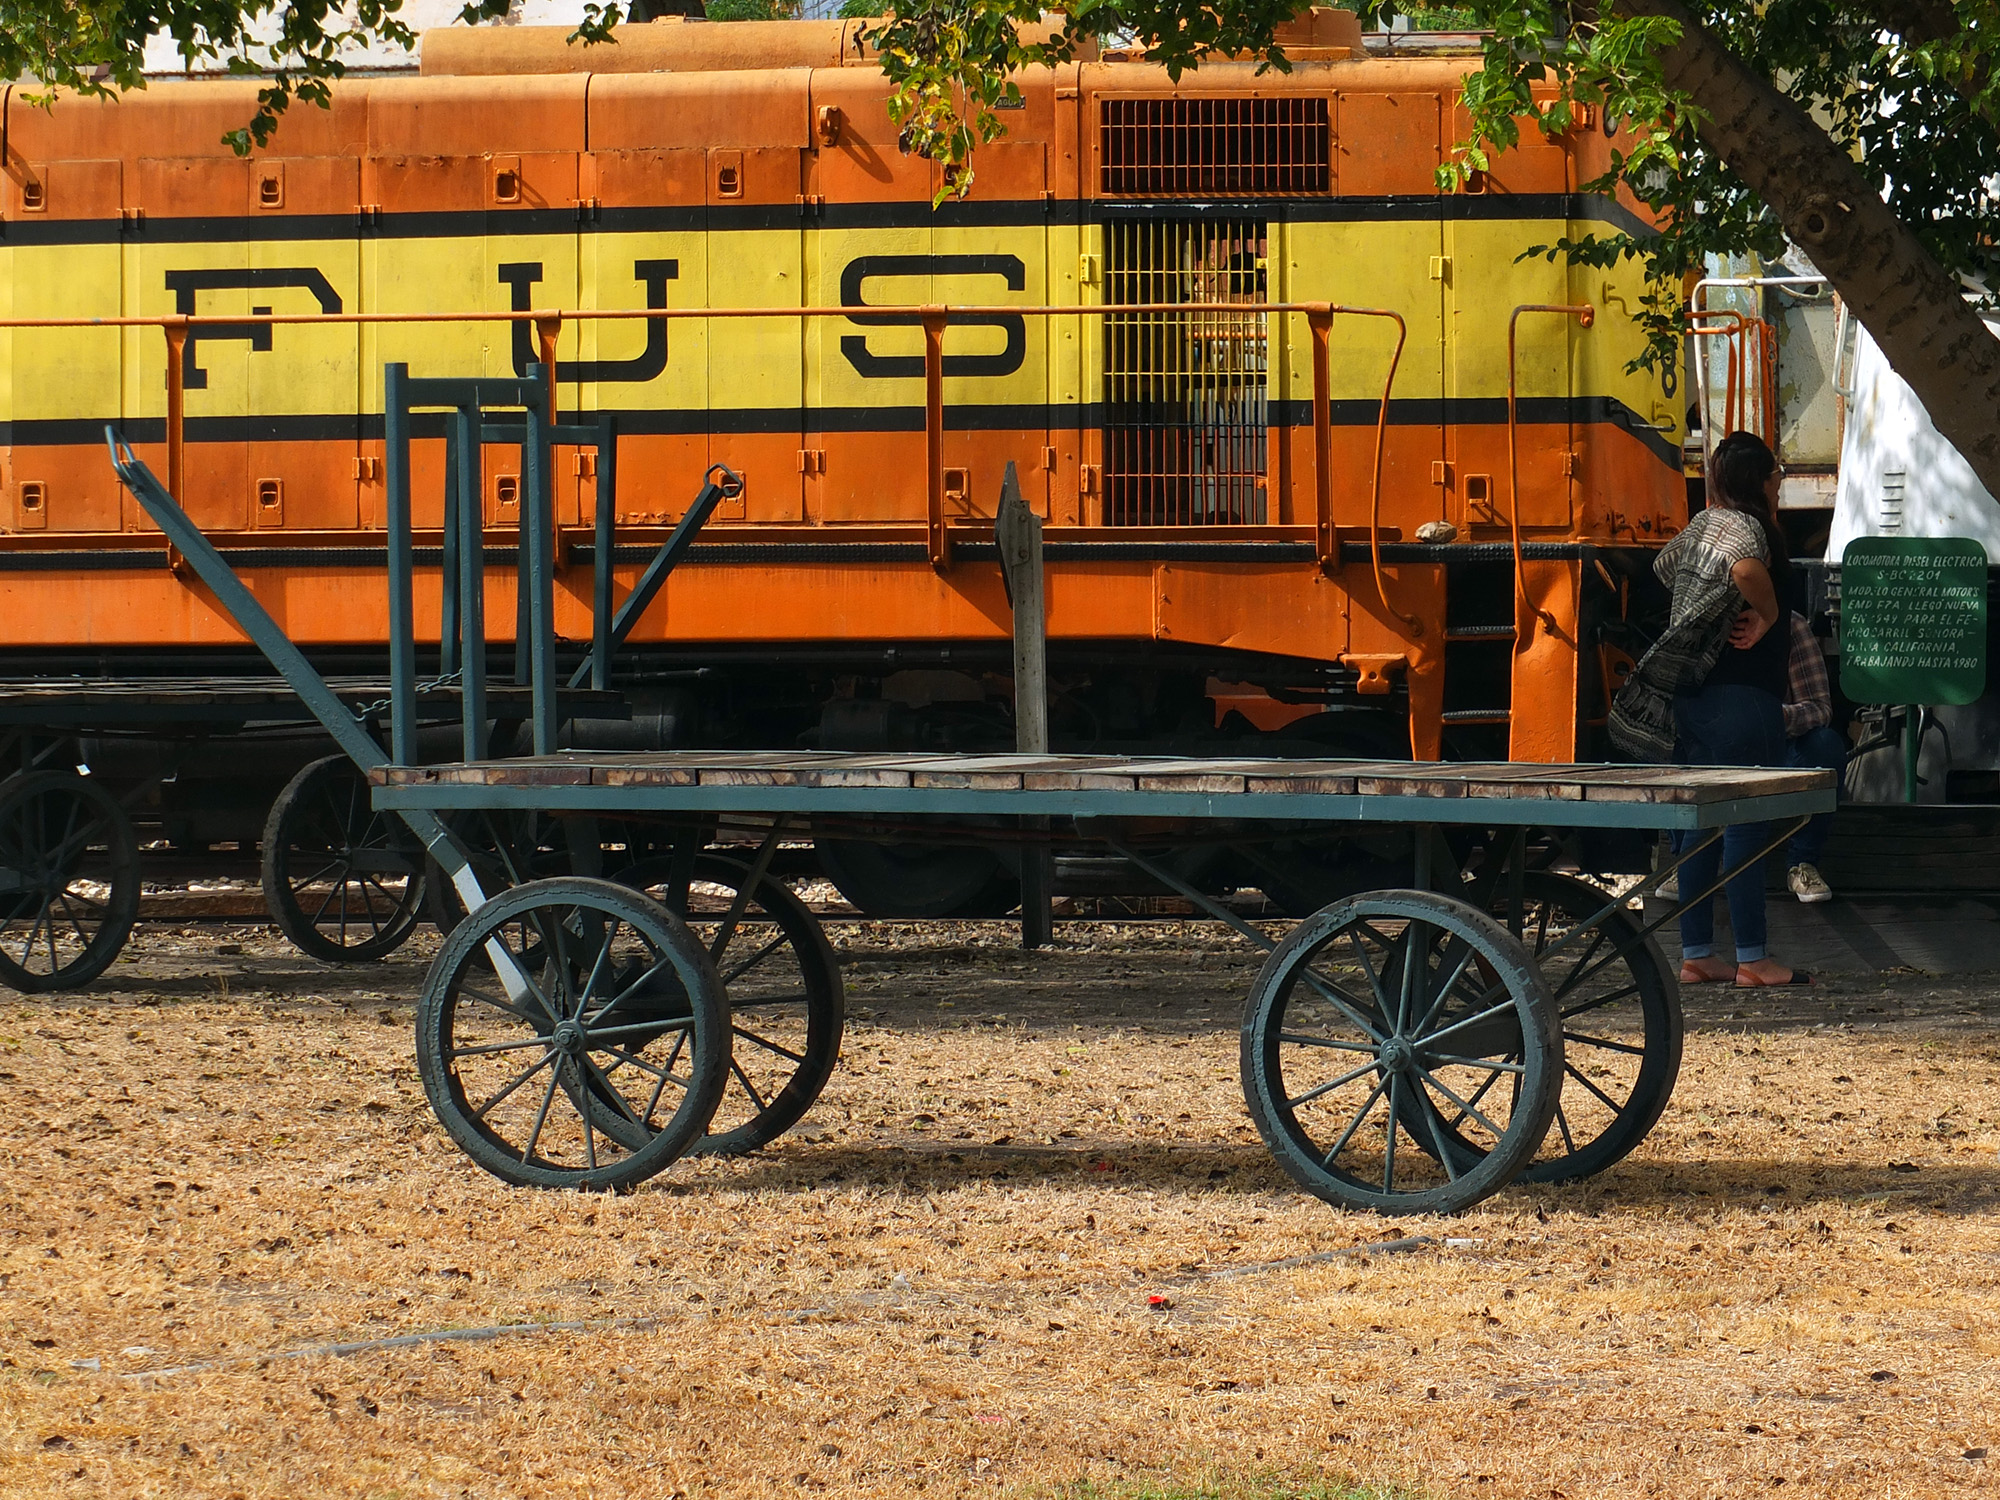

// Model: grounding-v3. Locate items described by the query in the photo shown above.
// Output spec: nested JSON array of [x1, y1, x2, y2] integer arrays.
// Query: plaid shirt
[[1783, 612, 1832, 738]]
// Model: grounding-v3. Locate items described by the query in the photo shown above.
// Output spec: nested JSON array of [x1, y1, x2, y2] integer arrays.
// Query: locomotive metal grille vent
[[1104, 218, 1269, 526], [1099, 97, 1331, 197]]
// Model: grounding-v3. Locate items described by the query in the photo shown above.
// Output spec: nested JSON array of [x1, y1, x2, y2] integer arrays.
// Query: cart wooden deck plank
[[370, 751, 1834, 831]]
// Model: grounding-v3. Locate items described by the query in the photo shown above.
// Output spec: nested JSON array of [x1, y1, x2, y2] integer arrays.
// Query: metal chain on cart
[[348, 668, 465, 722]]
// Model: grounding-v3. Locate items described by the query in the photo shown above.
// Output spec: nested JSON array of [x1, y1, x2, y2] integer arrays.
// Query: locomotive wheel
[[261, 755, 426, 964], [619, 853, 844, 1155], [1419, 871, 1682, 1184], [1240, 889, 1561, 1215], [816, 838, 1017, 918], [1239, 834, 1416, 919], [415, 877, 730, 1191], [0, 771, 140, 994]]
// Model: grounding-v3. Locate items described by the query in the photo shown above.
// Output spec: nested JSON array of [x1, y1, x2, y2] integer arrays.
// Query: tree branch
[[1614, 0, 2000, 495], [1874, 0, 1961, 45]]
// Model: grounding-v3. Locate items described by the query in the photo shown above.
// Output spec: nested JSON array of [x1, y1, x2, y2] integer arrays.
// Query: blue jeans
[[1785, 725, 1845, 867], [1671, 684, 1787, 963]]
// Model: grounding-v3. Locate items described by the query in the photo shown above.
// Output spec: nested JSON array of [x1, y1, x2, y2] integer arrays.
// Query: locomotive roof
[[121, 6, 1476, 85]]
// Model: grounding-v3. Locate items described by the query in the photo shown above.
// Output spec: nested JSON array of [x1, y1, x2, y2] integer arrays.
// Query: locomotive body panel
[[0, 30, 1685, 762]]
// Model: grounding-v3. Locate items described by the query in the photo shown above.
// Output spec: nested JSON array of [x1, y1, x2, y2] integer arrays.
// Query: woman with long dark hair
[[1655, 430, 1811, 987]]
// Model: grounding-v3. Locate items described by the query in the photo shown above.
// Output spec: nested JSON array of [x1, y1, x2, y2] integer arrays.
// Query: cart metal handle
[[103, 430, 540, 995]]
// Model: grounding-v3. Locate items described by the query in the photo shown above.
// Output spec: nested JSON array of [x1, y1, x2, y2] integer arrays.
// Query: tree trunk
[[1619, 0, 2000, 499]]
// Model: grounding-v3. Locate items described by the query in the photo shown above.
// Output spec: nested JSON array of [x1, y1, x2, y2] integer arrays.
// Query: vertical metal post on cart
[[998, 460, 1053, 948], [383, 364, 418, 766], [590, 414, 618, 692], [439, 420, 461, 680], [384, 365, 560, 764], [519, 369, 558, 754], [454, 405, 489, 760]]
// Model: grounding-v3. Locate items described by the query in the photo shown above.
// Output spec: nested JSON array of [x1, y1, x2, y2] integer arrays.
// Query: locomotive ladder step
[[1440, 709, 1512, 724], [1444, 624, 1519, 640]]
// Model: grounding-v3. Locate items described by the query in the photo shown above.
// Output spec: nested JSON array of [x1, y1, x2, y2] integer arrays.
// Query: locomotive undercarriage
[[8, 640, 1401, 906], [1, 549, 1649, 923]]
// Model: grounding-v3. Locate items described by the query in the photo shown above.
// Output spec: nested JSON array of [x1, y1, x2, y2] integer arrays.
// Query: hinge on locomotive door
[[798, 449, 826, 475], [796, 194, 825, 217], [1561, 451, 1580, 478]]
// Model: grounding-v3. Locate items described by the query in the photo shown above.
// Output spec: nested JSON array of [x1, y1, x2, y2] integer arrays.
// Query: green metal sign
[[1840, 537, 1988, 706]]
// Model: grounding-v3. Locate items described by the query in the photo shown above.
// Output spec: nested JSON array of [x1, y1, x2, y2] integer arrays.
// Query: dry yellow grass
[[1, 920, 1997, 1499]]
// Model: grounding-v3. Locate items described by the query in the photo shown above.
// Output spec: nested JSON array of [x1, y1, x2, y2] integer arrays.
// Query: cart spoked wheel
[[261, 755, 427, 963], [1240, 889, 1562, 1215], [423, 809, 571, 935], [0, 771, 140, 993], [416, 877, 730, 1190], [1427, 870, 1680, 1184], [620, 853, 844, 1156]]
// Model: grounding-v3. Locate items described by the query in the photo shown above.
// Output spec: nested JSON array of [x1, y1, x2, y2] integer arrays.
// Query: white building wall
[[1829, 313, 2000, 564]]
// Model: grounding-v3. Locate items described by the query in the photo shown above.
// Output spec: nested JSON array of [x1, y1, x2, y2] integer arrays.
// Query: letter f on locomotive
[[162, 268, 343, 389]]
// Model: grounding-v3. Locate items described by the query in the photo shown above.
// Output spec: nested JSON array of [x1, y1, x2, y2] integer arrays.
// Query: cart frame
[[104, 414, 1835, 1215]]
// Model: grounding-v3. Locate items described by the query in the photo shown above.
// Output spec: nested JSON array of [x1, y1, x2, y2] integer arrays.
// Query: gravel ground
[[1, 918, 1997, 1499]]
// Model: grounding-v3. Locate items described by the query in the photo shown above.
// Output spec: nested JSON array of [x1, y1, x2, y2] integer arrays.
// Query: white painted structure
[[136, 3, 854, 78], [1829, 310, 2000, 563], [141, 1, 477, 75]]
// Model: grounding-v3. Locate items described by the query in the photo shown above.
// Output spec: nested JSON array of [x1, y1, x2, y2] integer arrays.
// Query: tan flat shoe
[[1679, 962, 1734, 984], [1734, 968, 1815, 988]]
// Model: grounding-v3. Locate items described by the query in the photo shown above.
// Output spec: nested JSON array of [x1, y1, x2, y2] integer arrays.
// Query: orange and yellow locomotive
[[0, 10, 1686, 886]]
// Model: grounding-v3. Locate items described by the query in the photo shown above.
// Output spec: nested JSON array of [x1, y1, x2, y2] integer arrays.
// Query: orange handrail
[[1687, 309, 1753, 462], [1687, 307, 1783, 454], [1753, 316, 1778, 444], [1506, 302, 1595, 639], [1303, 307, 1413, 628], [0, 301, 1398, 329], [1688, 329, 1738, 455], [4, 299, 1404, 577], [922, 308, 949, 569]]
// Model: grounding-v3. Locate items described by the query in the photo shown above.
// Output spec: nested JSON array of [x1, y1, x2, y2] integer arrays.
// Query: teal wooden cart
[[107, 402, 1832, 1216]]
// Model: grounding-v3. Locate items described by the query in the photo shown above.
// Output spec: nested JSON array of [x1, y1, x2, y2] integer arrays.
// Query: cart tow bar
[[105, 429, 536, 1001]]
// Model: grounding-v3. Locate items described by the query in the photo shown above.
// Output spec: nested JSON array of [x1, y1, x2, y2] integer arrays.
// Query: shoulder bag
[[1607, 513, 1746, 762]]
